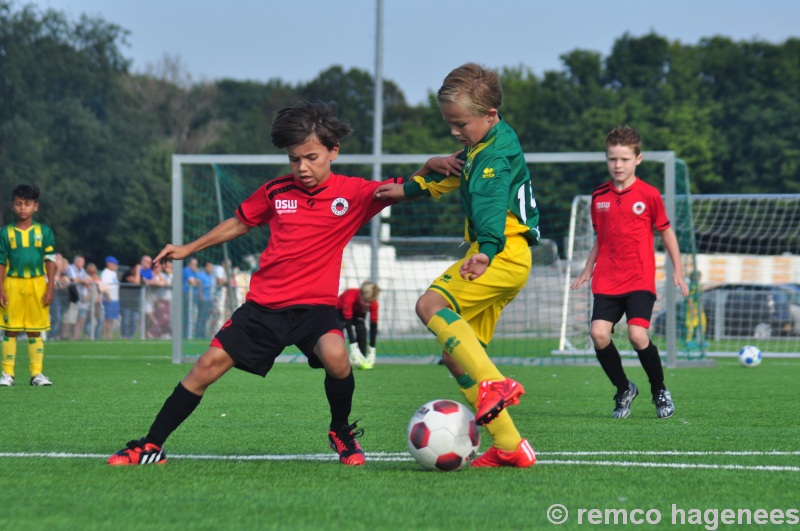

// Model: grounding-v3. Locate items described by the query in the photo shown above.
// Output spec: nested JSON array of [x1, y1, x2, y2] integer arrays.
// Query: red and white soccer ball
[[407, 399, 480, 471]]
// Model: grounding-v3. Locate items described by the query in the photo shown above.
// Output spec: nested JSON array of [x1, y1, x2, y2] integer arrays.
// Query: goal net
[[687, 194, 800, 357], [170, 152, 694, 366]]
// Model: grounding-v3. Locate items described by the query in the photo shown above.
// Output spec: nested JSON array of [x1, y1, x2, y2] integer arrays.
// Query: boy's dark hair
[[270, 101, 353, 150], [12, 184, 40, 202], [438, 62, 503, 116], [605, 125, 642, 156]]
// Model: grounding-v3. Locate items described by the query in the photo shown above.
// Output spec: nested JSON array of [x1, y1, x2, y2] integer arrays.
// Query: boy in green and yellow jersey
[[0, 184, 56, 386], [376, 63, 540, 467]]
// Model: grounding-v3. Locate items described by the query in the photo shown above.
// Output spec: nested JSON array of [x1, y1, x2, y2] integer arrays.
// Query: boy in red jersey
[[107, 101, 401, 467], [337, 281, 380, 369], [571, 125, 688, 419]]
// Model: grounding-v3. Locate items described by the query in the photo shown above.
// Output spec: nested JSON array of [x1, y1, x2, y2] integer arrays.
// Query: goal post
[[169, 152, 697, 366]]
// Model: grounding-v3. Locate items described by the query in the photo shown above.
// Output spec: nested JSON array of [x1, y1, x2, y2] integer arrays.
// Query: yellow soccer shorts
[[1, 276, 51, 332], [428, 235, 532, 345]]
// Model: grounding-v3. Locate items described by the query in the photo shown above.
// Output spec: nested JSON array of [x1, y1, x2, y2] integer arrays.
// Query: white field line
[[1, 450, 797, 472]]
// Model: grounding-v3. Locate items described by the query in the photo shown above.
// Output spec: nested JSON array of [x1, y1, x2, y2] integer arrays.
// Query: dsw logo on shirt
[[275, 199, 298, 214]]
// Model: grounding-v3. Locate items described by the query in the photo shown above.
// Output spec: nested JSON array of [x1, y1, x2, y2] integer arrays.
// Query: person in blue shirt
[[195, 261, 216, 337], [182, 257, 200, 338]]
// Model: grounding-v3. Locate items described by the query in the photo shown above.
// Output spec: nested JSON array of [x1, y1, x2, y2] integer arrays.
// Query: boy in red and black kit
[[571, 126, 688, 420], [108, 101, 401, 467], [337, 281, 380, 370]]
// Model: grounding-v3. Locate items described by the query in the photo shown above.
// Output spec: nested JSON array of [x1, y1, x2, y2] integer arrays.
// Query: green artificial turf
[[0, 341, 797, 530]]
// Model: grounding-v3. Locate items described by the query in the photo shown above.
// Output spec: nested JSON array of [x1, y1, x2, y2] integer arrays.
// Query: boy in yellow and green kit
[[376, 63, 540, 467], [0, 184, 56, 386]]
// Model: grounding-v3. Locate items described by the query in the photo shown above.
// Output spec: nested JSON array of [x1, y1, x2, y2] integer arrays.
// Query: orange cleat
[[328, 421, 366, 466], [107, 439, 166, 466], [475, 377, 525, 426], [470, 439, 536, 468]]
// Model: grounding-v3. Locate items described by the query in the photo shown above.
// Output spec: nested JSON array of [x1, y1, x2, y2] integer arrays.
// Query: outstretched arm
[[374, 182, 406, 201], [155, 217, 251, 265], [416, 151, 464, 177], [376, 151, 465, 201]]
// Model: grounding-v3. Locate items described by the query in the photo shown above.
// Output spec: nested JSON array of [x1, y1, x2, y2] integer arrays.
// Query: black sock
[[595, 341, 629, 391], [145, 383, 202, 447], [325, 370, 354, 429], [635, 341, 666, 394]]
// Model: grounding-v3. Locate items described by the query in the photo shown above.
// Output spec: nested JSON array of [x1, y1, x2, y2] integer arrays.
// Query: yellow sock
[[2, 336, 17, 376], [459, 382, 521, 452], [426, 308, 503, 384], [29, 337, 44, 376]]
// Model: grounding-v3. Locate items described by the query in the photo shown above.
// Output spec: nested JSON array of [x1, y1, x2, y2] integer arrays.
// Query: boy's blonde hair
[[437, 62, 503, 115], [360, 281, 380, 302], [605, 125, 642, 156]]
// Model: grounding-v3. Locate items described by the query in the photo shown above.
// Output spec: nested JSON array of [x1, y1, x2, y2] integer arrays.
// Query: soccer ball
[[407, 399, 480, 471], [738, 345, 762, 367]]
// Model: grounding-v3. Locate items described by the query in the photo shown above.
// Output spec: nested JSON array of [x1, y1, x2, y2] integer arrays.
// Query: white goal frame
[[170, 152, 681, 365]]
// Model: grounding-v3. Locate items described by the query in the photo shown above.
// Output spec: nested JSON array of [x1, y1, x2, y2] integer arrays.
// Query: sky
[[38, 0, 800, 106]]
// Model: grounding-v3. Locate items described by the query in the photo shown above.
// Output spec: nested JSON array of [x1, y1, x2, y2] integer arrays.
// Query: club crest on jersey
[[331, 197, 349, 216], [463, 157, 473, 177], [633, 201, 646, 215], [274, 199, 298, 214]]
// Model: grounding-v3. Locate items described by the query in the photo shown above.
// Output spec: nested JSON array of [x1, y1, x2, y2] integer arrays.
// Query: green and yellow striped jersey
[[0, 222, 56, 278], [403, 118, 540, 262]]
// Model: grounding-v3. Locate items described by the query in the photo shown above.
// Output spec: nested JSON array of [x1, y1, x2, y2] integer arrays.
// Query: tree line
[[1, 1, 798, 264]]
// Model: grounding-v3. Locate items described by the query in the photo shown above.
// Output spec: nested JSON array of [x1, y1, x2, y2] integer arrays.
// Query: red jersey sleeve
[[649, 189, 670, 232], [358, 177, 403, 226], [236, 180, 279, 227]]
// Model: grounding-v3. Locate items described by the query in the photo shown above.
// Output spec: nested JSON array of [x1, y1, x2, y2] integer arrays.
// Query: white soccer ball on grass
[[738, 345, 762, 367], [407, 399, 480, 471]]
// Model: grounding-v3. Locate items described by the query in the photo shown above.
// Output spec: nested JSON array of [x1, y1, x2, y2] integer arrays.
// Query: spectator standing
[[195, 261, 216, 338], [85, 262, 107, 339], [182, 257, 200, 338], [121, 261, 141, 339], [230, 265, 251, 309], [211, 261, 229, 333], [100, 256, 120, 339], [48, 253, 70, 340], [144, 259, 168, 337], [149, 261, 172, 339], [61, 255, 91, 340]]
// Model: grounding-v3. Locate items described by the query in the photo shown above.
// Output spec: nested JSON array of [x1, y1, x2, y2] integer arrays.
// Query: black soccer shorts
[[214, 302, 341, 376], [591, 291, 657, 329]]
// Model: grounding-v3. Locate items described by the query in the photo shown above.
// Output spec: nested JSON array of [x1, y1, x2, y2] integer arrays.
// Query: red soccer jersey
[[236, 173, 401, 308], [590, 177, 670, 296], [337, 288, 379, 324]]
